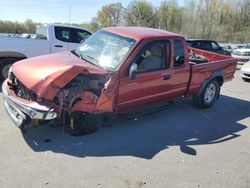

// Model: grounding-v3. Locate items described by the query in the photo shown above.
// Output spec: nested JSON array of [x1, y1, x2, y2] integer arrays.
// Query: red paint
[[12, 51, 107, 100], [7, 27, 237, 116]]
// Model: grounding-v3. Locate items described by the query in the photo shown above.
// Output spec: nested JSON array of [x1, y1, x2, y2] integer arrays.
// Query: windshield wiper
[[75, 49, 84, 59], [85, 55, 99, 63]]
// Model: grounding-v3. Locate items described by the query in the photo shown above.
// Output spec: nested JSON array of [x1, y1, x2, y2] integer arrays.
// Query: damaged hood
[[12, 51, 108, 100]]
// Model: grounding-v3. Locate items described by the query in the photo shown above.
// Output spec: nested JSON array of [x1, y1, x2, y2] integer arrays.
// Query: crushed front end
[[2, 79, 57, 128], [2, 67, 118, 131]]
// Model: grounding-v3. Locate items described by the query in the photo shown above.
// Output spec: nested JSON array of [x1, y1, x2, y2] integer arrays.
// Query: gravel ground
[[0, 69, 249, 188]]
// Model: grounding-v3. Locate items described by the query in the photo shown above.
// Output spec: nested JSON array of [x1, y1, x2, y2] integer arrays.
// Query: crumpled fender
[[70, 91, 99, 113], [70, 73, 120, 113], [96, 73, 119, 112]]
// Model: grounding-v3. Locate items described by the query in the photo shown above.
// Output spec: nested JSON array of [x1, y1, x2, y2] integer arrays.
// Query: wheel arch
[[0, 51, 27, 60], [197, 71, 224, 96]]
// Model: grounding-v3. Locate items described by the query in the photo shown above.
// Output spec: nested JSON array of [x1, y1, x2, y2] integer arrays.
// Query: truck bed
[[187, 47, 237, 96]]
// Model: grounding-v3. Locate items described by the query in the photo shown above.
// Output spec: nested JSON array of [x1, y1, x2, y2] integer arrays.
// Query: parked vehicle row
[[231, 43, 250, 64], [2, 27, 237, 134], [0, 24, 92, 80], [220, 43, 244, 53], [240, 61, 250, 81]]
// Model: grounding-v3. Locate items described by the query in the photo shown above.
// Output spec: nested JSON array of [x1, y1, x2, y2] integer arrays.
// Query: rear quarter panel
[[188, 48, 237, 96]]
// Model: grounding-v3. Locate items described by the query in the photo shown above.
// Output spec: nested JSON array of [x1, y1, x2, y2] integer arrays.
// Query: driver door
[[117, 40, 173, 113]]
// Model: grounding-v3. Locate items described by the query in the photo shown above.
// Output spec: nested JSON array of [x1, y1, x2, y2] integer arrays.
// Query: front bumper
[[2, 80, 57, 128], [240, 69, 250, 79]]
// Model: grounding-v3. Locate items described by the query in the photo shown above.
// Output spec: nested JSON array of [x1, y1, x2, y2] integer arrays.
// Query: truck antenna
[[68, 5, 71, 24]]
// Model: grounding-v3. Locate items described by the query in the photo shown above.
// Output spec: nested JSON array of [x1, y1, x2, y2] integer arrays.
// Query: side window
[[55, 27, 91, 43], [174, 39, 185, 67], [186, 42, 192, 47], [211, 42, 220, 50], [55, 26, 71, 42], [202, 41, 212, 50], [75, 30, 91, 43], [193, 42, 201, 48], [135, 41, 170, 72]]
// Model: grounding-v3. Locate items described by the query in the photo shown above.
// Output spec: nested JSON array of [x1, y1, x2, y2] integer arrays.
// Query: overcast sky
[[0, 0, 185, 23]]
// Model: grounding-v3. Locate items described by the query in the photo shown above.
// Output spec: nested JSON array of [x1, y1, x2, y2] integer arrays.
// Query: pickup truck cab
[[0, 24, 92, 80], [2, 27, 237, 135]]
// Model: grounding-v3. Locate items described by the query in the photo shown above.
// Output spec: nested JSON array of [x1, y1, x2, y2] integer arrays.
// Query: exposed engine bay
[[53, 73, 112, 113], [63, 73, 110, 97], [9, 72, 112, 114]]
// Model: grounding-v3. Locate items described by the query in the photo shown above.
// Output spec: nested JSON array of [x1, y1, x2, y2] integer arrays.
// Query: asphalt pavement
[[0, 69, 249, 188]]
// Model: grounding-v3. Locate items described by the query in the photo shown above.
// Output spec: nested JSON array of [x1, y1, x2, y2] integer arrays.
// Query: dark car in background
[[186, 39, 231, 56]]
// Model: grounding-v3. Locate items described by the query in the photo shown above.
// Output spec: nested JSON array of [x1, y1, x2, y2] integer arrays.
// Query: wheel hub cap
[[204, 83, 216, 104], [2, 64, 11, 79]]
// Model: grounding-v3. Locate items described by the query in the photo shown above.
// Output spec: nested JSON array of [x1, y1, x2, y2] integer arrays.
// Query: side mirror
[[80, 39, 85, 44], [129, 64, 138, 80]]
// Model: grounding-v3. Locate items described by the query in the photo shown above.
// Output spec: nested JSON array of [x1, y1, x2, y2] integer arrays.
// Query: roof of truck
[[38, 24, 92, 33], [186, 39, 217, 42], [103, 27, 183, 41]]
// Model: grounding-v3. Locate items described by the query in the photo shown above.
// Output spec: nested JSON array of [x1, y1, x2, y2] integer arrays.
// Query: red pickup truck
[[2, 27, 237, 135]]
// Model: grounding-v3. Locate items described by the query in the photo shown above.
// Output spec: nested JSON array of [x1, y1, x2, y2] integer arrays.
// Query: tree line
[[1, 0, 249, 43]]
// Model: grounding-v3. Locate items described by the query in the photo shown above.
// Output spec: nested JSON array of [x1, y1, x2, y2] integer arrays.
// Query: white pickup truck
[[0, 24, 92, 80]]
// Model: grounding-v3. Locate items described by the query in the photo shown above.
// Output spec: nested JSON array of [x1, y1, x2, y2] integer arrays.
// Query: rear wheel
[[0, 58, 20, 81], [193, 79, 220, 108]]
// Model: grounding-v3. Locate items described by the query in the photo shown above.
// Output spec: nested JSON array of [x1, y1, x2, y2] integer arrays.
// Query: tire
[[193, 79, 220, 108], [242, 77, 250, 82], [70, 111, 97, 136], [0, 58, 19, 81]]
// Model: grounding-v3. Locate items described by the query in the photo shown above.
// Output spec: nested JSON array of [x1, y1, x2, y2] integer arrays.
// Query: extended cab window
[[135, 41, 170, 72], [174, 39, 185, 66]]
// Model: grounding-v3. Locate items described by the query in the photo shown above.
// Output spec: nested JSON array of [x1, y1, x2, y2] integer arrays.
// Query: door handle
[[54, 45, 63, 48], [163, 75, 171, 80]]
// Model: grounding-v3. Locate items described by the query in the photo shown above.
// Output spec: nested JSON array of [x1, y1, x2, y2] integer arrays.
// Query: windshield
[[243, 44, 250, 49], [76, 30, 136, 71]]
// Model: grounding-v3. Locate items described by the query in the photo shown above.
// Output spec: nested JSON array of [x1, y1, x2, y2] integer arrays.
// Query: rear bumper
[[2, 80, 57, 128]]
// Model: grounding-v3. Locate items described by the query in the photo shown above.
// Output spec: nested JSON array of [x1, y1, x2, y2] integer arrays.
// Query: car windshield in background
[[77, 30, 136, 71], [243, 44, 250, 49]]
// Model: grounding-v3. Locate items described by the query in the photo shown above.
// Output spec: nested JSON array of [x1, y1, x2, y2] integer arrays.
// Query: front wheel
[[193, 79, 220, 108], [69, 112, 98, 136], [0, 58, 19, 81]]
